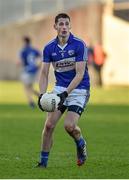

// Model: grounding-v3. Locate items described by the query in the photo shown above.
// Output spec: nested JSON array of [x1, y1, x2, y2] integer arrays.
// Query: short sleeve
[[75, 42, 88, 62], [43, 46, 51, 63]]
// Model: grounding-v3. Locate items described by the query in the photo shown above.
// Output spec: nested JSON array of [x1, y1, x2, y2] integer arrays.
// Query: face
[[54, 18, 71, 38]]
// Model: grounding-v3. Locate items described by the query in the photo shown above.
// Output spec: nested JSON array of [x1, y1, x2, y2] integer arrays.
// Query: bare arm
[[66, 61, 86, 94], [39, 62, 50, 94]]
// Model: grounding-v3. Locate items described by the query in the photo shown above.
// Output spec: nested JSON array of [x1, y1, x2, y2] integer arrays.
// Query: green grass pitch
[[0, 81, 129, 178]]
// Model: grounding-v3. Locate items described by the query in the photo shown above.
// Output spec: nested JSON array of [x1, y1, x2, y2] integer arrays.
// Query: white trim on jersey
[[43, 39, 55, 49], [73, 37, 88, 61], [57, 43, 68, 50]]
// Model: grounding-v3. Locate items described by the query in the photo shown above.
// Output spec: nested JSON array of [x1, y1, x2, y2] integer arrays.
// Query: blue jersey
[[43, 33, 90, 90], [20, 45, 41, 74]]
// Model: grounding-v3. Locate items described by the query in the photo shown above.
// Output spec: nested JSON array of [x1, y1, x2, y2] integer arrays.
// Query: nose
[[62, 23, 67, 28], [63, 26, 67, 31]]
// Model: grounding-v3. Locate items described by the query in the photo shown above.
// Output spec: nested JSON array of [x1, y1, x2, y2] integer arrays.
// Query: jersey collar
[[54, 33, 74, 45]]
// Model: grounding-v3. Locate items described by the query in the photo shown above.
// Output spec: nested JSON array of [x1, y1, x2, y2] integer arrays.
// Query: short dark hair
[[23, 36, 31, 44], [55, 13, 70, 24]]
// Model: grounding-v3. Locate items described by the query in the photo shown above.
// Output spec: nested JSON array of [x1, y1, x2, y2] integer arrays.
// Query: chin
[[61, 34, 68, 38]]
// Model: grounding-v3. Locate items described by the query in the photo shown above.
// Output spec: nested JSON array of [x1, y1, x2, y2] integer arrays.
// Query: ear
[[54, 24, 57, 30]]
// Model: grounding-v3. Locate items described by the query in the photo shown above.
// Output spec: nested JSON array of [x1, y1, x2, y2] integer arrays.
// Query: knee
[[44, 121, 55, 133], [64, 124, 75, 133]]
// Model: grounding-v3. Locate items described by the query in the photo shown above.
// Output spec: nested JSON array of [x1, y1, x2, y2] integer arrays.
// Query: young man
[[19, 36, 41, 108], [38, 13, 90, 167]]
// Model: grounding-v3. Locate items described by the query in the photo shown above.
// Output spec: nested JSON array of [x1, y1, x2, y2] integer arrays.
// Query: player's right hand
[[57, 91, 68, 110], [38, 94, 44, 111]]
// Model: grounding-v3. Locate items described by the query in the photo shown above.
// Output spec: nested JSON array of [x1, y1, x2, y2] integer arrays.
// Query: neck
[[25, 44, 30, 47], [58, 34, 70, 46]]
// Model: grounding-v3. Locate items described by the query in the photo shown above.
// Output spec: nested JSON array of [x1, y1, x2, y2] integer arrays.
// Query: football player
[[37, 13, 90, 167], [18, 36, 41, 108]]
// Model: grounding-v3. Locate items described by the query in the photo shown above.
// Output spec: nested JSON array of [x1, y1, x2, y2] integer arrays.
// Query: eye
[[59, 22, 64, 26], [65, 22, 69, 26]]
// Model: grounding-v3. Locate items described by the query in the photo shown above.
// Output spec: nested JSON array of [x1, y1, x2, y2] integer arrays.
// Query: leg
[[21, 72, 39, 107], [38, 110, 63, 167], [23, 83, 39, 107], [23, 83, 35, 107], [31, 88, 39, 97], [64, 111, 81, 140], [42, 110, 62, 151], [64, 109, 87, 166], [96, 65, 103, 86], [99, 66, 103, 86]]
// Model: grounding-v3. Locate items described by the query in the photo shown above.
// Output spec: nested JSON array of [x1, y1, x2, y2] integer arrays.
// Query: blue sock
[[29, 102, 35, 108], [75, 137, 86, 148], [40, 151, 49, 167]]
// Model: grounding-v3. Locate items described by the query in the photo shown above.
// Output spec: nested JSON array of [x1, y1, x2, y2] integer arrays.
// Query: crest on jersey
[[68, 50, 74, 56]]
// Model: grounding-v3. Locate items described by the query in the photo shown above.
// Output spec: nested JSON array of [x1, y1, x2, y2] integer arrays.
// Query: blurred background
[[0, 1, 129, 178], [0, 0, 129, 92]]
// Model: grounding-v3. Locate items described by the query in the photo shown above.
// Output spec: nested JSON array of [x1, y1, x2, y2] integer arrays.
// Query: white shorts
[[20, 72, 37, 85], [52, 86, 90, 109]]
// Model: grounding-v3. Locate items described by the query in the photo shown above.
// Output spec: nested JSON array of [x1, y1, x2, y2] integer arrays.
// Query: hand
[[38, 94, 44, 111], [57, 91, 68, 109]]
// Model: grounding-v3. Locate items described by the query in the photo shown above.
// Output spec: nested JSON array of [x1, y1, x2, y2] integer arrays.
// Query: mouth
[[62, 31, 67, 34]]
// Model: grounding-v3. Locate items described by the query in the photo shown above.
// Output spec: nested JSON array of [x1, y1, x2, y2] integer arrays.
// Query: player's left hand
[[57, 91, 68, 109]]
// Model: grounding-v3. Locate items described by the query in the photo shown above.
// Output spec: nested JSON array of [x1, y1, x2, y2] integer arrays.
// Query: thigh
[[21, 72, 36, 85], [64, 111, 80, 127], [45, 110, 63, 127]]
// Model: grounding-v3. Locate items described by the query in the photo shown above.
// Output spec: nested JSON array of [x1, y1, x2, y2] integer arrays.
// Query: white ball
[[40, 93, 60, 112]]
